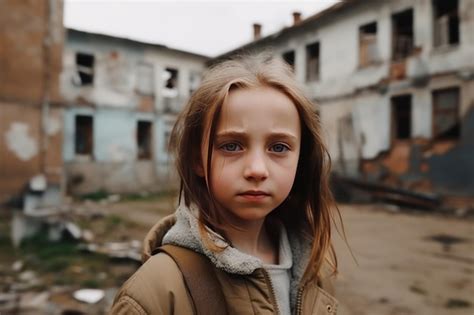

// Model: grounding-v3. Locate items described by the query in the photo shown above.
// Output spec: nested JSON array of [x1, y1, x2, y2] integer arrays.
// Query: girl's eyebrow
[[216, 130, 298, 142], [267, 132, 298, 142]]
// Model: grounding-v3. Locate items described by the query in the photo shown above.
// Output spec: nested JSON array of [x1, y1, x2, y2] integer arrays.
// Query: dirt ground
[[332, 204, 474, 315]]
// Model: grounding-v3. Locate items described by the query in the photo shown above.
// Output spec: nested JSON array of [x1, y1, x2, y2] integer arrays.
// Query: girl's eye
[[270, 143, 289, 153], [220, 143, 242, 152]]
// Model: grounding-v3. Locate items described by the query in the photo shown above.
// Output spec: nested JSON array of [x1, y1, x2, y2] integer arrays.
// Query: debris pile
[[2, 183, 143, 314]]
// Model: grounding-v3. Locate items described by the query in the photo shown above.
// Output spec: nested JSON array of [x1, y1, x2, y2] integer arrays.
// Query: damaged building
[[61, 29, 208, 195], [1, 1, 209, 201], [212, 0, 474, 196], [0, 0, 65, 205]]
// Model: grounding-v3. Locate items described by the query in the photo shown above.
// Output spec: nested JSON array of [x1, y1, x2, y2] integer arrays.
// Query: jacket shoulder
[[109, 253, 194, 315]]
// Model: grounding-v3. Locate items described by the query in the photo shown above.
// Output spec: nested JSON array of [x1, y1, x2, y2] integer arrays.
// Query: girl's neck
[[224, 218, 279, 265]]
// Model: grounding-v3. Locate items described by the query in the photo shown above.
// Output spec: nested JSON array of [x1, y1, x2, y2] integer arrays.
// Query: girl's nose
[[243, 151, 269, 181]]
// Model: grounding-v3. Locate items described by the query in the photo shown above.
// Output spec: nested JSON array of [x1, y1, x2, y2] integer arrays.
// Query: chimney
[[292, 12, 302, 25], [253, 23, 262, 40]]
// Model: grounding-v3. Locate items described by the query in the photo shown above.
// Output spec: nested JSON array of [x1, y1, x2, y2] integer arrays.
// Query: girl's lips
[[238, 194, 269, 201], [238, 190, 270, 196], [237, 191, 270, 201]]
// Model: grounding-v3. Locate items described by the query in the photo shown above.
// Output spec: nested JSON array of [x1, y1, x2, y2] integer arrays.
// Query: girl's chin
[[224, 207, 275, 223]]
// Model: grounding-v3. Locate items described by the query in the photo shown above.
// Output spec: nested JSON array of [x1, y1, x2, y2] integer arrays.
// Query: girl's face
[[201, 86, 301, 227]]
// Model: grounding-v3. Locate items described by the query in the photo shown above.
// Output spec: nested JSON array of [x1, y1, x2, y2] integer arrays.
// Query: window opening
[[75, 115, 93, 155], [137, 121, 152, 159], [433, 0, 459, 47], [163, 68, 178, 96], [359, 22, 378, 66], [75, 53, 95, 85], [282, 50, 295, 70], [392, 9, 414, 60], [432, 87, 460, 139], [391, 95, 412, 140], [306, 42, 320, 81]]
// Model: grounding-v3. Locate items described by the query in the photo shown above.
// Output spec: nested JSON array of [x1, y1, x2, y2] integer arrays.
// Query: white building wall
[[412, 91, 432, 138], [352, 94, 391, 159]]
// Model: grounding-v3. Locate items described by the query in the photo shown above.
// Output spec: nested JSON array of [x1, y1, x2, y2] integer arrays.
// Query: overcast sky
[[64, 0, 339, 57]]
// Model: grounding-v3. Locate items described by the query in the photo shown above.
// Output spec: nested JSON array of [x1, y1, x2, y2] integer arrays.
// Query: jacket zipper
[[295, 284, 305, 315], [262, 269, 280, 315]]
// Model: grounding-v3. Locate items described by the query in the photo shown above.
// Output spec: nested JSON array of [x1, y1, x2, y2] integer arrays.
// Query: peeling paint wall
[[0, 0, 64, 203], [5, 123, 39, 161], [62, 30, 207, 195]]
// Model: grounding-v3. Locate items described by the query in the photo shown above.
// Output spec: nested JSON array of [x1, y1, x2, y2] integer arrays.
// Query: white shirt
[[262, 224, 293, 315]]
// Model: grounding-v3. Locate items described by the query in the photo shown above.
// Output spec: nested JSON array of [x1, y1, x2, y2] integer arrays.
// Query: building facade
[[213, 0, 474, 196], [61, 29, 208, 195], [0, 0, 65, 204]]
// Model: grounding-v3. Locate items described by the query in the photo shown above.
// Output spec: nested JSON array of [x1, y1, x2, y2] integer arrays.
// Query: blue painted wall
[[63, 108, 168, 163]]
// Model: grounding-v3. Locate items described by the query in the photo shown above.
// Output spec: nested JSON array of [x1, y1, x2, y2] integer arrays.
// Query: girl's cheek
[[212, 156, 234, 173]]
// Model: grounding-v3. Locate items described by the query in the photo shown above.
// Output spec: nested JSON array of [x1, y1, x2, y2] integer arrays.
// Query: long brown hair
[[170, 53, 340, 281]]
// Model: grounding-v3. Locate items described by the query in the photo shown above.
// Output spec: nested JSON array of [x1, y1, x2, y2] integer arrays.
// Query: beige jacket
[[109, 204, 338, 315]]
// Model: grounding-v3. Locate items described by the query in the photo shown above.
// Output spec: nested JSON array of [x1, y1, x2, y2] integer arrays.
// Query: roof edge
[[67, 28, 210, 60]]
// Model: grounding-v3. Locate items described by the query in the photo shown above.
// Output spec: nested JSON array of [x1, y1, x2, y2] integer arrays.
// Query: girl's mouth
[[237, 191, 270, 201]]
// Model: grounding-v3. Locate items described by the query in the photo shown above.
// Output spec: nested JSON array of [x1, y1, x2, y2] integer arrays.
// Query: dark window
[[433, 0, 459, 47], [75, 115, 93, 155], [163, 68, 179, 112], [391, 95, 412, 140], [306, 42, 320, 81], [164, 68, 178, 90], [392, 9, 414, 61], [432, 87, 460, 139], [282, 50, 295, 69], [137, 121, 152, 159], [359, 22, 378, 67], [75, 53, 95, 85]]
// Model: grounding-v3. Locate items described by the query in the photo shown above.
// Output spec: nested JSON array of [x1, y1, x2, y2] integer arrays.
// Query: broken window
[[75, 115, 93, 155], [433, 0, 459, 47], [359, 22, 378, 67], [432, 87, 460, 139], [162, 67, 179, 98], [306, 42, 320, 81], [135, 62, 155, 96], [282, 50, 295, 70], [392, 9, 414, 61], [75, 52, 95, 85], [137, 121, 152, 159], [391, 95, 412, 140], [189, 71, 201, 95]]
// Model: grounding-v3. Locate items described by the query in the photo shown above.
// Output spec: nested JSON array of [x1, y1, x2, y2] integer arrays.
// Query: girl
[[110, 54, 340, 315]]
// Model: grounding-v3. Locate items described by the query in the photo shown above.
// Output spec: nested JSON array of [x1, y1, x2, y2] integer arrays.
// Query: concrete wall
[[0, 0, 64, 203], [62, 30, 207, 195]]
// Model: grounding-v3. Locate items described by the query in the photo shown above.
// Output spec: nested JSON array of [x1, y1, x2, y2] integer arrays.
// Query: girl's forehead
[[214, 87, 301, 136]]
